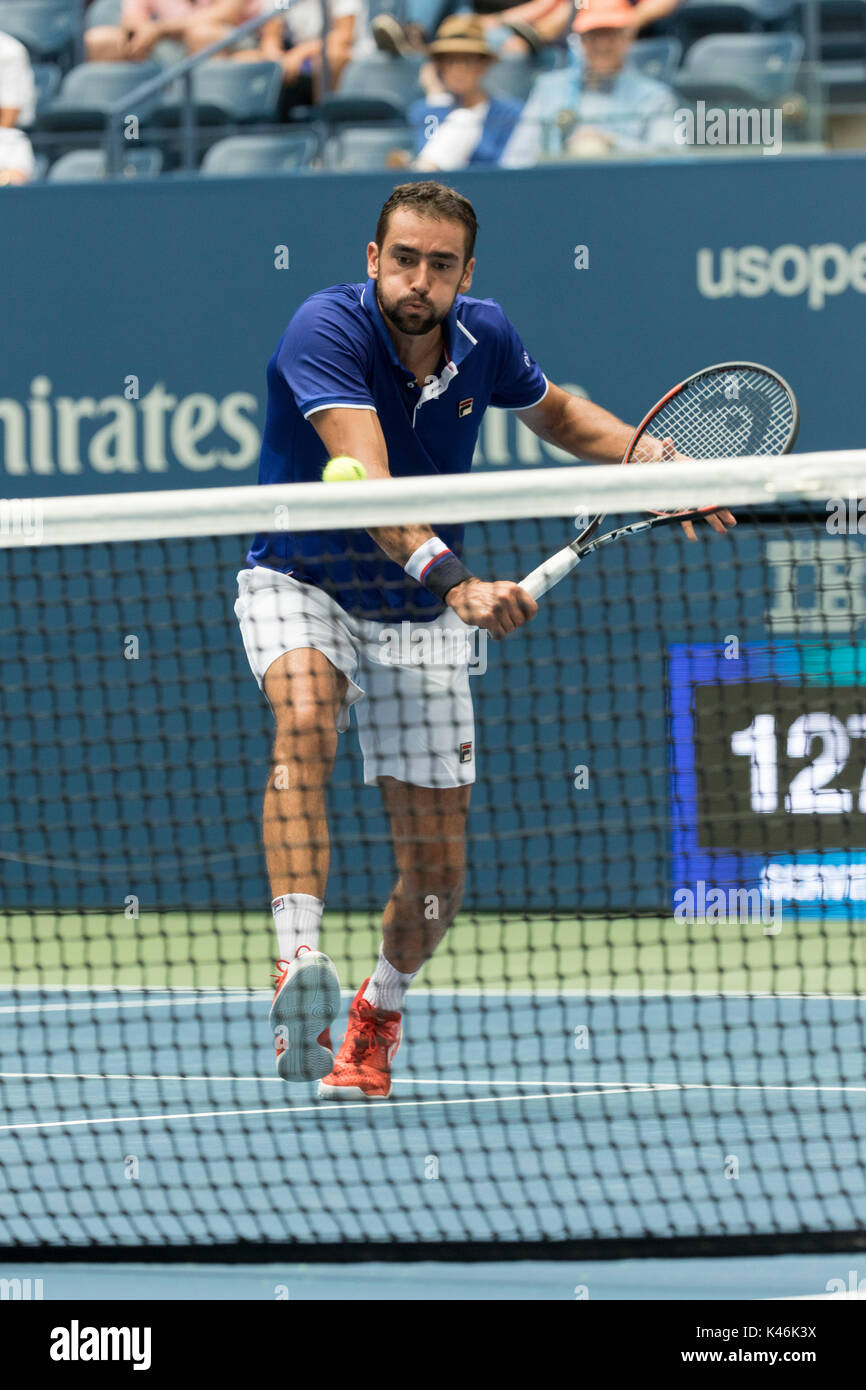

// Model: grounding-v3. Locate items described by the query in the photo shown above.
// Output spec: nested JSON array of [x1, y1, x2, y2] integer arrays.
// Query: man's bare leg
[[316, 778, 469, 1098], [365, 778, 470, 1010], [263, 647, 347, 1080], [85, 27, 128, 61], [262, 646, 347, 903]]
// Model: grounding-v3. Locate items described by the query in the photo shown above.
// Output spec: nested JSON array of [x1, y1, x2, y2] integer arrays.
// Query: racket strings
[[631, 367, 797, 515]]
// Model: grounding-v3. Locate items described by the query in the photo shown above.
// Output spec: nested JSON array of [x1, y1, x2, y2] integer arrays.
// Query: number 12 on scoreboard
[[669, 644, 866, 864], [731, 712, 866, 815]]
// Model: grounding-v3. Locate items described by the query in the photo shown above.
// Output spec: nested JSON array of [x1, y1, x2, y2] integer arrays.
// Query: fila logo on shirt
[[458, 397, 474, 418], [459, 741, 473, 763]]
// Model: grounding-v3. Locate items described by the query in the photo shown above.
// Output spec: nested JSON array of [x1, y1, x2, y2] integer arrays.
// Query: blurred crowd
[[0, 0, 835, 182]]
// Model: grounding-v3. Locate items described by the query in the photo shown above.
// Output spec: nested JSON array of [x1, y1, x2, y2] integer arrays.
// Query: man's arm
[[253, 16, 286, 57], [309, 406, 433, 562], [122, 0, 151, 25], [517, 381, 736, 536], [309, 407, 536, 637], [516, 381, 635, 462], [479, 0, 560, 26], [157, 0, 247, 37]]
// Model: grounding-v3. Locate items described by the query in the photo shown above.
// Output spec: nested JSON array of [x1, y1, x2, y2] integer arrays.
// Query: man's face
[[437, 54, 489, 99], [581, 26, 633, 76], [368, 209, 474, 337]]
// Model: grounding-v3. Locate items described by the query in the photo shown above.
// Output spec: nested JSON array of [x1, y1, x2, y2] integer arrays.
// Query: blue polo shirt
[[247, 279, 547, 621]]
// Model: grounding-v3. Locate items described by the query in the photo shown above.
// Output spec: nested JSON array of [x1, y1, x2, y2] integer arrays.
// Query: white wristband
[[404, 536, 455, 584]]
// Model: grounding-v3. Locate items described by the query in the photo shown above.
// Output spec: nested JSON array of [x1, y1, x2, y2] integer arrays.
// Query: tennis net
[[1, 453, 865, 1261]]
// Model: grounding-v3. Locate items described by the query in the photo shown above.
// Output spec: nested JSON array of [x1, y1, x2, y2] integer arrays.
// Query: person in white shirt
[[408, 16, 522, 171], [0, 30, 36, 186]]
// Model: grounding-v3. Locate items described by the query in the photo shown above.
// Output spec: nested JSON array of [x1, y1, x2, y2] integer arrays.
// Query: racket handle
[[519, 546, 581, 600]]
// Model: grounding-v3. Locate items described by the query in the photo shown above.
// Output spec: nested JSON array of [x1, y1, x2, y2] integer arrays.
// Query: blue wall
[[1, 156, 864, 493], [1, 160, 864, 913]]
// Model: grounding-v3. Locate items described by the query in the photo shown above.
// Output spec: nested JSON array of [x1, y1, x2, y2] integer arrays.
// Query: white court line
[[3, 985, 261, 994], [772, 1293, 866, 1300], [2, 1079, 865, 1136], [0, 1084, 663, 1134], [0, 995, 239, 1016], [0, 1072, 654, 1087], [0, 989, 861, 1016], [1, 1073, 865, 1094], [2, 986, 862, 998]]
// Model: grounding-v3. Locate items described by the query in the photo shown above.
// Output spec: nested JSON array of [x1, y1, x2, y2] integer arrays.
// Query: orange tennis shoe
[[317, 980, 402, 1099]]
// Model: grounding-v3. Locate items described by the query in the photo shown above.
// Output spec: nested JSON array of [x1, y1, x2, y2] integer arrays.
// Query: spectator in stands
[[0, 29, 36, 186], [231, 0, 362, 110], [501, 0, 678, 164], [374, 1, 572, 58], [398, 16, 522, 169], [372, 0, 682, 56], [86, 0, 264, 64]]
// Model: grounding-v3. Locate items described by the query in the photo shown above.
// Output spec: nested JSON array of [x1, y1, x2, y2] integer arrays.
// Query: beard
[[376, 282, 450, 336]]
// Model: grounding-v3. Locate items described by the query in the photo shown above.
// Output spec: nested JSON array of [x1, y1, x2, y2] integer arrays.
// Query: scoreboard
[[668, 643, 866, 913]]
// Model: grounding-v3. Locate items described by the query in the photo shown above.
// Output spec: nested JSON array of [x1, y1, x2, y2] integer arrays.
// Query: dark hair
[[376, 181, 478, 261]]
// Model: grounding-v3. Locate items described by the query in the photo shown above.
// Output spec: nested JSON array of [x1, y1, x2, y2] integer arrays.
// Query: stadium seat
[[31, 63, 62, 116], [483, 55, 537, 103], [0, 1, 79, 59], [629, 36, 684, 83], [673, 32, 805, 104], [675, 0, 797, 49], [314, 93, 409, 123], [156, 61, 284, 126], [338, 55, 426, 109], [799, 0, 866, 113], [36, 62, 162, 131], [46, 147, 164, 181], [324, 124, 415, 169], [200, 132, 319, 175], [814, 0, 866, 61]]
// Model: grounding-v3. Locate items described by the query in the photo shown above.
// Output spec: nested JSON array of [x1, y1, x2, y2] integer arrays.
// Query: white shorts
[[235, 567, 477, 788]]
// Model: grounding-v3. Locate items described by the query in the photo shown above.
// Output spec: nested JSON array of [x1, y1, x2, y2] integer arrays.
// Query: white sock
[[272, 893, 324, 962], [363, 946, 418, 1013]]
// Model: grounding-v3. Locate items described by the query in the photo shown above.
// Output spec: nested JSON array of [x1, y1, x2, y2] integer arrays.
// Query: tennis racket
[[520, 361, 799, 601]]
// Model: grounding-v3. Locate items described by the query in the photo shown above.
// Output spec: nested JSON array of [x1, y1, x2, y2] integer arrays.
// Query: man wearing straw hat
[[405, 15, 523, 170]]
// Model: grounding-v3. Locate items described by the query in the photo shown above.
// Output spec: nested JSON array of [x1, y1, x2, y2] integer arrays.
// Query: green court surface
[[1, 911, 862, 995]]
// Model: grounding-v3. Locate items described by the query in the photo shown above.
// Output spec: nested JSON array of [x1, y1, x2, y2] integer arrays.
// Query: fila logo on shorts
[[458, 398, 474, 418], [459, 742, 473, 763]]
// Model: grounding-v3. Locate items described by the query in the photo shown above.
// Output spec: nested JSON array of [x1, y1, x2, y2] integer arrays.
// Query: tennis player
[[235, 180, 731, 1098]]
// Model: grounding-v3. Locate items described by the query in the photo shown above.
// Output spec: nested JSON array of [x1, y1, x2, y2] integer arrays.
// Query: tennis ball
[[322, 456, 367, 482]]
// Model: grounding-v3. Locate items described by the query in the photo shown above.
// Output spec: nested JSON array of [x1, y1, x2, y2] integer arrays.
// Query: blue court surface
[[1, 985, 864, 1289], [3, 1253, 866, 1300]]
